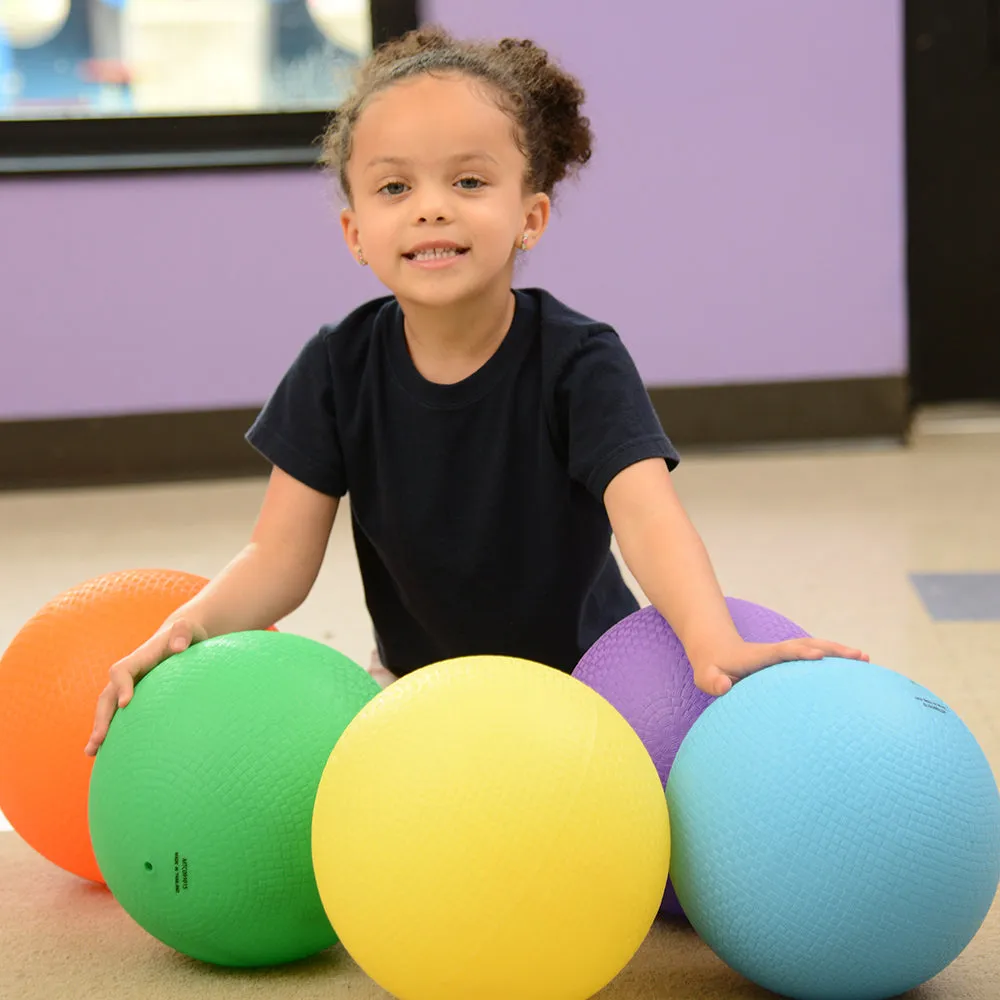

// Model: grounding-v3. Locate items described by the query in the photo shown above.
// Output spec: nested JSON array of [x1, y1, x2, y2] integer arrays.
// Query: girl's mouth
[[403, 247, 470, 268]]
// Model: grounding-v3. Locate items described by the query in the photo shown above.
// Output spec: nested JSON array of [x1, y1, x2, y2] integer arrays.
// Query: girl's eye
[[457, 176, 485, 190], [379, 181, 408, 197]]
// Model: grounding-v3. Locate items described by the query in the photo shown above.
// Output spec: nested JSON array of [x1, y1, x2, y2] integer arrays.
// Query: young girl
[[86, 27, 865, 756]]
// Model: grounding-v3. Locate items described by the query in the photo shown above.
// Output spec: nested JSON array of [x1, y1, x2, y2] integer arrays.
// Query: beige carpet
[[3, 435, 1000, 997], [1, 832, 996, 1000]]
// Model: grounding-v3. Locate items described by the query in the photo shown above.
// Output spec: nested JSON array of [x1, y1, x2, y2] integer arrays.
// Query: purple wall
[[0, 1, 904, 421]]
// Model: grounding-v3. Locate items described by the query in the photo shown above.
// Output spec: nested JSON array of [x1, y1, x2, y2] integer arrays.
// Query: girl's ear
[[521, 192, 552, 251], [340, 208, 360, 255], [341, 208, 368, 265]]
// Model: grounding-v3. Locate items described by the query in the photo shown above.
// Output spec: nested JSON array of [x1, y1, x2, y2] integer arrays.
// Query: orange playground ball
[[0, 568, 210, 882]]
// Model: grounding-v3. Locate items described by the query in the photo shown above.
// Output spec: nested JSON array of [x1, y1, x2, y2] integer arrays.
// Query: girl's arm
[[604, 458, 867, 696], [85, 466, 338, 754]]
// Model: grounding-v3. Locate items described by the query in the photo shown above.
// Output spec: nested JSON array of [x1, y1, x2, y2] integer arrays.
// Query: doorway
[[906, 0, 1000, 404]]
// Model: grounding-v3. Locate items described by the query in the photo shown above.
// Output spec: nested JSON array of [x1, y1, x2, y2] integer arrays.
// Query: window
[[0, 0, 419, 174]]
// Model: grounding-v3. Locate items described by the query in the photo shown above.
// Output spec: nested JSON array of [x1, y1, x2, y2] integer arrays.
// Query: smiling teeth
[[411, 248, 462, 260]]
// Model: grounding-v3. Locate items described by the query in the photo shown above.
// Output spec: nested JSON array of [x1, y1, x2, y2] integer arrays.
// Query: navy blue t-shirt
[[246, 288, 679, 675]]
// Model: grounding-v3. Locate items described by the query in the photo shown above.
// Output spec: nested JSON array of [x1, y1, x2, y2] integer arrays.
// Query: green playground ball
[[88, 630, 381, 967]]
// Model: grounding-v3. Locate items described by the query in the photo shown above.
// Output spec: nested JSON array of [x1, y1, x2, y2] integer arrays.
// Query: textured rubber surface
[[0, 568, 208, 882], [313, 656, 670, 1000], [667, 658, 1000, 1000], [573, 597, 808, 916], [89, 631, 380, 967]]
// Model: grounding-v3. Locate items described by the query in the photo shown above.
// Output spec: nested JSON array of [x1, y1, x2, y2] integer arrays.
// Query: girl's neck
[[399, 280, 516, 385]]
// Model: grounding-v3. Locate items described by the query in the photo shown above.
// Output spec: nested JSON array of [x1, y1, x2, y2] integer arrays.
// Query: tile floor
[[2, 419, 999, 837]]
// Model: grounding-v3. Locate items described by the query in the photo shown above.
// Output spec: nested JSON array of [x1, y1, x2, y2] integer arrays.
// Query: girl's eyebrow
[[364, 152, 500, 171]]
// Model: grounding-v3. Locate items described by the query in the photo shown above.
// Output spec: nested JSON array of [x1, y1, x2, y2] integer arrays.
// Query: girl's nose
[[414, 188, 452, 224]]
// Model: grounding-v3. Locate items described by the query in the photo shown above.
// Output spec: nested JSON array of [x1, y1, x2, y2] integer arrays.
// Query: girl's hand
[[84, 618, 207, 757], [691, 638, 870, 697]]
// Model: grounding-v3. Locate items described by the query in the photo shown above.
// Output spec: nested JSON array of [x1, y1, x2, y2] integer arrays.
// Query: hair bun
[[323, 27, 593, 201]]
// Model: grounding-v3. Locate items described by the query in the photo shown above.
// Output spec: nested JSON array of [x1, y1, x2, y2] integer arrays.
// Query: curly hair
[[321, 26, 593, 202]]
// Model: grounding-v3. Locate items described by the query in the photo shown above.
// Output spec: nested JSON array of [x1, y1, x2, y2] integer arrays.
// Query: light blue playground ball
[[666, 658, 1000, 1000]]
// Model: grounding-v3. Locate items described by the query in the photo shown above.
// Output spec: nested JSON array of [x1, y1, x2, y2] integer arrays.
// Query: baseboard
[[0, 408, 268, 491], [0, 376, 908, 491], [648, 375, 908, 448]]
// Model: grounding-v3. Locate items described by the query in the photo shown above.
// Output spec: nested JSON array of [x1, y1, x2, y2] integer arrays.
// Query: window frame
[[0, 0, 419, 177]]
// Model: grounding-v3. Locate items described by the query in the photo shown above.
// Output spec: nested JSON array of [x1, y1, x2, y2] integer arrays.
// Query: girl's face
[[341, 73, 550, 310]]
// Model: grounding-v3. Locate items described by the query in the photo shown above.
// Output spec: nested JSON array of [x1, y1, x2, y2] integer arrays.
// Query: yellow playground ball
[[312, 656, 670, 1000]]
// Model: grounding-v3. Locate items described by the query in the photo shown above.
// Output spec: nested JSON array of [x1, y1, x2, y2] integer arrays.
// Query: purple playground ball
[[572, 597, 809, 917]]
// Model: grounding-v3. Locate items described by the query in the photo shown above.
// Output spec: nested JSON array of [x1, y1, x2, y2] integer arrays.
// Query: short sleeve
[[553, 329, 679, 500], [245, 328, 347, 498]]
